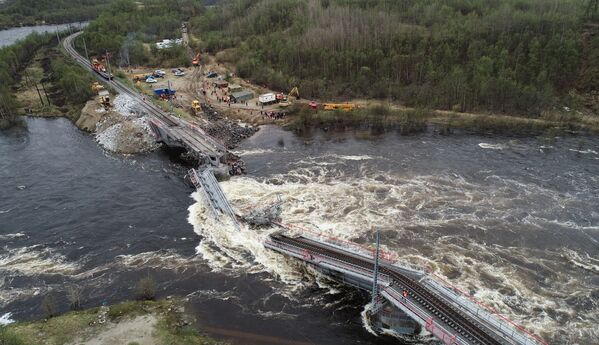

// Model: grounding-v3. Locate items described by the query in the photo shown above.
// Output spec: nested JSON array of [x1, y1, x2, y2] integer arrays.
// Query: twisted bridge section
[[265, 233, 548, 345], [63, 29, 547, 345]]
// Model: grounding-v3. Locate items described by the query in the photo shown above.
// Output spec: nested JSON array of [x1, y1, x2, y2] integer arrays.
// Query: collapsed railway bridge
[[64, 30, 548, 345], [63, 31, 241, 172]]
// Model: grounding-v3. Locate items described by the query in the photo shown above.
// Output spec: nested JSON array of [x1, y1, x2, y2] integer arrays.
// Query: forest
[[190, 0, 599, 115], [79, 0, 202, 68], [0, 0, 110, 28], [0, 32, 53, 127]]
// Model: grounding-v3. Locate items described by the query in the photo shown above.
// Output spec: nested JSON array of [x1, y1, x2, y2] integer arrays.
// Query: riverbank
[[1, 298, 228, 345], [285, 102, 599, 137]]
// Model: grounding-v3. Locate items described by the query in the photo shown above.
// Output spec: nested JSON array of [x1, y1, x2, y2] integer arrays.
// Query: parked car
[[154, 70, 166, 77], [174, 70, 185, 76], [206, 71, 218, 78], [145, 76, 158, 83]]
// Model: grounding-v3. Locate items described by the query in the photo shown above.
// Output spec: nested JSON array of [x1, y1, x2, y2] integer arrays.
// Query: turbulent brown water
[[2, 118, 598, 344]]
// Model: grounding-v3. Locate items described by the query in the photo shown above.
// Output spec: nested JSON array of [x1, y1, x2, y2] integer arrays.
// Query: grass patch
[[6, 309, 98, 345], [5, 299, 228, 345]]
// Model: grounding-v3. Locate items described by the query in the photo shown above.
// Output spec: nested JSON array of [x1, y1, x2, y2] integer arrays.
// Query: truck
[[323, 103, 358, 111], [153, 87, 176, 100], [91, 58, 113, 80], [259, 93, 276, 105]]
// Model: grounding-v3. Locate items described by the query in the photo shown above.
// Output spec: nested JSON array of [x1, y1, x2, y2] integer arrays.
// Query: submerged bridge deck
[[265, 233, 547, 345], [63, 31, 228, 164]]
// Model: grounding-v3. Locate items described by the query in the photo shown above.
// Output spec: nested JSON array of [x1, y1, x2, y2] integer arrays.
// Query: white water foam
[[0, 312, 14, 325], [360, 302, 378, 336], [478, 143, 507, 150], [0, 233, 25, 240], [0, 245, 80, 276], [185, 156, 598, 343], [231, 148, 275, 156]]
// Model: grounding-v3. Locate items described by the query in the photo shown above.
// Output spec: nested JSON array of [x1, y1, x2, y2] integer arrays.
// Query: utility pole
[[55, 31, 61, 44], [40, 81, 51, 105], [105, 50, 112, 81], [371, 228, 381, 307], [82, 36, 89, 62], [25, 72, 44, 106], [168, 79, 174, 112]]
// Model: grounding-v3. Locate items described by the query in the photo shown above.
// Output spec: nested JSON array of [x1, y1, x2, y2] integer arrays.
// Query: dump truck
[[191, 100, 201, 115]]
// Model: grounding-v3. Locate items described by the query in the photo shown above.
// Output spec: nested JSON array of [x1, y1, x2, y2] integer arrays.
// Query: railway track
[[271, 234, 506, 345], [62, 31, 229, 156], [63, 32, 178, 127]]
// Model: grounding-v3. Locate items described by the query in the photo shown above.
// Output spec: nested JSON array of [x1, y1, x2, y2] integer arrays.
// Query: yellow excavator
[[91, 81, 104, 93], [191, 100, 202, 115], [98, 90, 111, 109], [279, 86, 300, 108], [289, 86, 300, 99]]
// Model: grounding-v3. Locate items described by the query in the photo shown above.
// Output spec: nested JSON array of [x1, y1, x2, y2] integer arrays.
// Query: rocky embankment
[[76, 95, 159, 154], [201, 103, 257, 148]]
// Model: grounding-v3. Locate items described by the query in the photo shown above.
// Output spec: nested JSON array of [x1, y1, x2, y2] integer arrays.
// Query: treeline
[[0, 32, 53, 128], [49, 58, 94, 105], [80, 0, 202, 68], [0, 0, 110, 28], [191, 0, 596, 115]]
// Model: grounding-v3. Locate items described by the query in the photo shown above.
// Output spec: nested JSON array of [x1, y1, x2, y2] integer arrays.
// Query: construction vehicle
[[192, 52, 201, 66], [154, 87, 176, 100], [91, 81, 104, 93], [191, 100, 201, 115], [133, 73, 150, 82], [323, 103, 358, 111], [289, 86, 300, 99], [277, 87, 300, 107], [91, 58, 113, 80], [98, 90, 111, 109]]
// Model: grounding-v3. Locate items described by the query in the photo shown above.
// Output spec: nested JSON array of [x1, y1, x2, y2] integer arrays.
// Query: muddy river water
[[1, 118, 598, 344]]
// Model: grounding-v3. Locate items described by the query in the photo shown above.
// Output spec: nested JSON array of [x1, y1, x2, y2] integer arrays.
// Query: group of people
[[260, 110, 286, 120]]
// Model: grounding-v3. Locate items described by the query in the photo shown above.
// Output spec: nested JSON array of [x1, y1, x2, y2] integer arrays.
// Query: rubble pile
[[201, 103, 257, 148], [79, 95, 159, 154]]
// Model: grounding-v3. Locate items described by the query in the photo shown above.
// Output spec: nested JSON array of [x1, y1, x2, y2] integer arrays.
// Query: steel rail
[[270, 234, 505, 345], [62, 32, 226, 156]]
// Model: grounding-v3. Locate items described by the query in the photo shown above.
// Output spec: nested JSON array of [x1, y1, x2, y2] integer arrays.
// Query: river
[[1, 118, 598, 344], [0, 22, 86, 47]]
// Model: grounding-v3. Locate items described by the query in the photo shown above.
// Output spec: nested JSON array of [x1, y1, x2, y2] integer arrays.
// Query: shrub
[[67, 286, 82, 311], [136, 276, 156, 301], [41, 293, 58, 319], [0, 326, 25, 345]]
